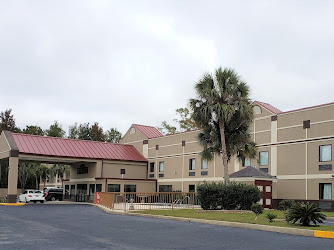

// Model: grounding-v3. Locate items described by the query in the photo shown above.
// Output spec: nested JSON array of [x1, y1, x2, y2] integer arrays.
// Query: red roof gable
[[11, 133, 147, 162], [132, 124, 163, 139], [254, 101, 282, 114]]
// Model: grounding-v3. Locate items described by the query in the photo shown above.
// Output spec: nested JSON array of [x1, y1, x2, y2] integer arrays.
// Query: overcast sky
[[1, 0, 334, 135]]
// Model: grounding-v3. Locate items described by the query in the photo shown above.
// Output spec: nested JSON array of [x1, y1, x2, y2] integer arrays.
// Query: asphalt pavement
[[0, 204, 333, 249]]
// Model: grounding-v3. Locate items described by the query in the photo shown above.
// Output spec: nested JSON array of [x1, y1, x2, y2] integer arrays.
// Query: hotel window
[[108, 184, 120, 192], [96, 184, 102, 192], [201, 159, 208, 169], [150, 162, 155, 172], [244, 158, 251, 167], [159, 161, 164, 172], [319, 183, 332, 200], [189, 185, 195, 192], [124, 184, 136, 193], [189, 158, 196, 170], [320, 145, 332, 162], [259, 151, 269, 166]]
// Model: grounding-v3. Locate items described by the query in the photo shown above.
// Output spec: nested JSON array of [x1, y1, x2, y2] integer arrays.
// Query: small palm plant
[[266, 213, 277, 222], [286, 202, 326, 226]]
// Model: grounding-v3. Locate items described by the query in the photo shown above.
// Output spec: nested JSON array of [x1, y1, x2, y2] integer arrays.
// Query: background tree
[[158, 121, 177, 135], [46, 121, 65, 138], [105, 128, 122, 143], [190, 67, 256, 184], [68, 123, 79, 139], [91, 122, 105, 141], [18, 163, 29, 189], [39, 165, 50, 188], [174, 107, 198, 131], [22, 125, 45, 136], [158, 107, 198, 135], [0, 109, 20, 133], [78, 123, 91, 140]]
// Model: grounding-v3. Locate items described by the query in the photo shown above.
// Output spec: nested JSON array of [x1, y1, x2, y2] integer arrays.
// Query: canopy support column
[[7, 157, 18, 203]]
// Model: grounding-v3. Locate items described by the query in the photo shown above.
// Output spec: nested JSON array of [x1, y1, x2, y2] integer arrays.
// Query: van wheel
[[25, 198, 28, 203], [33, 201, 36, 203], [40, 201, 44, 203], [51, 197, 56, 201]]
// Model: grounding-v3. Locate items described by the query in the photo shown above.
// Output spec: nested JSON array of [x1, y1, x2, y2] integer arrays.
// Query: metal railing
[[94, 192, 200, 211]]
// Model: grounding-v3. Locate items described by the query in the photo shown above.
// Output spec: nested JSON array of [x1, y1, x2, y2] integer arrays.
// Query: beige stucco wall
[[102, 161, 147, 179], [70, 162, 97, 179], [278, 104, 334, 128], [277, 179, 306, 200], [277, 144, 306, 175]]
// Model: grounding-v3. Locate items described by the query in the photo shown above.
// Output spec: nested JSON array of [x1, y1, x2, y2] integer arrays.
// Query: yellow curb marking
[[314, 230, 334, 239], [0, 203, 25, 206]]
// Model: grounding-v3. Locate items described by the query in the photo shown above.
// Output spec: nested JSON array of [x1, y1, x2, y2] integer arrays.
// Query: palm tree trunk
[[219, 120, 230, 184]]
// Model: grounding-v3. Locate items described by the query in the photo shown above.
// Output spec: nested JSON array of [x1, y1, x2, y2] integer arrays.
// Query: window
[[150, 162, 155, 172], [201, 171, 208, 176], [189, 158, 196, 170], [149, 174, 154, 178], [260, 168, 268, 173], [259, 152, 269, 166], [108, 184, 120, 192], [96, 184, 102, 192], [120, 169, 125, 175], [320, 183, 332, 200], [189, 185, 195, 192], [189, 172, 195, 176], [159, 185, 172, 192], [159, 161, 164, 172], [77, 164, 88, 174], [244, 158, 251, 167], [319, 164, 332, 171], [201, 159, 208, 169], [320, 145, 332, 162], [124, 185, 136, 192]]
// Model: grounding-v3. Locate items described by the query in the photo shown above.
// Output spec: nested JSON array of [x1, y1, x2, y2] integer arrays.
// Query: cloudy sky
[[1, 0, 334, 135]]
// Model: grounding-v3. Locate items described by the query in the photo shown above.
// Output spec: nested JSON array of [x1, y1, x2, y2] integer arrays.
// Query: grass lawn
[[133, 209, 334, 231]]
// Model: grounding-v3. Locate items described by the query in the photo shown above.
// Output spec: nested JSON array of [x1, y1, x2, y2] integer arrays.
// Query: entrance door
[[255, 180, 272, 209], [77, 184, 87, 202]]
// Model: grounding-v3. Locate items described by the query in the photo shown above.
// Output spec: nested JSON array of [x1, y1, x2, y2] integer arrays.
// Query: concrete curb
[[92, 204, 334, 239], [0, 203, 25, 206]]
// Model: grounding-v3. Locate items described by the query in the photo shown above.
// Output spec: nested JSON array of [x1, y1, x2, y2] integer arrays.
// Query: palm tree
[[50, 164, 70, 188], [190, 67, 256, 184], [40, 165, 50, 188], [286, 202, 326, 226]]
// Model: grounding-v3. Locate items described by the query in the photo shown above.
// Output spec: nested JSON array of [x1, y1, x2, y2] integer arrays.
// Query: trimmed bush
[[266, 213, 277, 222], [197, 181, 261, 210], [286, 202, 326, 226], [251, 203, 263, 220], [278, 199, 295, 211]]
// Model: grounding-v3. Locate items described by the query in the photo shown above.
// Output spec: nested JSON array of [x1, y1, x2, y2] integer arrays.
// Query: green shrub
[[286, 202, 326, 226], [266, 213, 277, 222], [251, 203, 263, 220], [197, 181, 261, 210], [278, 199, 295, 211]]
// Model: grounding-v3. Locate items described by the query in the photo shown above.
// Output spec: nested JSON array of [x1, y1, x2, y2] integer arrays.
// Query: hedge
[[197, 181, 261, 210]]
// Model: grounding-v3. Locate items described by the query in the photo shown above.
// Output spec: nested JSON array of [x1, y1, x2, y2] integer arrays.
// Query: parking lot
[[0, 204, 333, 249]]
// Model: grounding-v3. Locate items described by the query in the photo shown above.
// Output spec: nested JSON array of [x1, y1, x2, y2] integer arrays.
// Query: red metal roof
[[11, 133, 147, 162], [254, 101, 283, 114], [132, 124, 163, 139]]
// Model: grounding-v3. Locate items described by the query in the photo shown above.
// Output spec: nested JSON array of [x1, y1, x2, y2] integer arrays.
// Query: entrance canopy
[[0, 130, 147, 202]]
